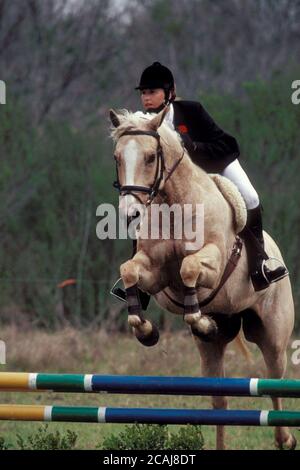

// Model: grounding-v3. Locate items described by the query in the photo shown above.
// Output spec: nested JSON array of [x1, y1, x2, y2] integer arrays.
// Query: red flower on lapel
[[177, 124, 188, 134]]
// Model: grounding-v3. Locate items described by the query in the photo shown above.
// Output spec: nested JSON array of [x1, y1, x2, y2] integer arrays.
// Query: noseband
[[112, 129, 184, 206]]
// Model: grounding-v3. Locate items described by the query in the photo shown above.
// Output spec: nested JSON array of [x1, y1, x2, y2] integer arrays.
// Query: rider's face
[[140, 88, 165, 110]]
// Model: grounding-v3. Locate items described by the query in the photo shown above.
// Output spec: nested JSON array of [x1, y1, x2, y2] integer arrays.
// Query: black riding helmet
[[135, 62, 175, 104]]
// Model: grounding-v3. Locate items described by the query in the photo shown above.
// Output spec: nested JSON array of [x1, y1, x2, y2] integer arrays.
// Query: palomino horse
[[109, 107, 295, 450]]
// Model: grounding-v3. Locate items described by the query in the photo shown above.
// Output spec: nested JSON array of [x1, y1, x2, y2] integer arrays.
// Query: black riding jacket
[[172, 100, 240, 173]]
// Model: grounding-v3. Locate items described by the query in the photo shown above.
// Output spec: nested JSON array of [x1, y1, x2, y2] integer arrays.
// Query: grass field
[[0, 325, 299, 450]]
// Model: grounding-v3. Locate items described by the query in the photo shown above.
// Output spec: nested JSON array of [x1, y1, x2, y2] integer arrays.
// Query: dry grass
[[1, 325, 203, 375], [0, 324, 257, 375], [1, 324, 299, 378]]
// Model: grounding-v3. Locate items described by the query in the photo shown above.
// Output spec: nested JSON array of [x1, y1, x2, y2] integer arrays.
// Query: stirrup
[[110, 278, 127, 302], [110, 278, 151, 311], [251, 258, 289, 292], [263, 258, 289, 284]]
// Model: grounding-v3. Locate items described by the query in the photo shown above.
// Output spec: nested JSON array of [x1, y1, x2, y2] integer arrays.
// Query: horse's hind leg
[[195, 338, 228, 450], [242, 301, 296, 450]]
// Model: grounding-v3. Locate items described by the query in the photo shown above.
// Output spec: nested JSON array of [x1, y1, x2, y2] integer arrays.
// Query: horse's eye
[[145, 154, 156, 165]]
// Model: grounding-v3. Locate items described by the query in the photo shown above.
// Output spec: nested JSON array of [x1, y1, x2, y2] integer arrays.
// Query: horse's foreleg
[[180, 243, 222, 339], [120, 251, 159, 347]]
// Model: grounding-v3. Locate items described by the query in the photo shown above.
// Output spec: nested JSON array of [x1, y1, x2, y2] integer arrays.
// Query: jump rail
[[1, 373, 300, 397], [0, 405, 300, 426]]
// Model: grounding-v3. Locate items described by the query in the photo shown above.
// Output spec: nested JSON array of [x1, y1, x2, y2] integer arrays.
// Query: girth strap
[[162, 236, 243, 310]]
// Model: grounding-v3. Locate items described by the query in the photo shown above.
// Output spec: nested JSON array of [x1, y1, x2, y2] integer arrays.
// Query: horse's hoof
[[276, 434, 297, 450], [190, 316, 218, 342], [134, 323, 160, 347], [191, 326, 217, 342]]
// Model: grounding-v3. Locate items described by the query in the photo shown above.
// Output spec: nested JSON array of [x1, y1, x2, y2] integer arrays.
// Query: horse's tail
[[234, 331, 253, 364]]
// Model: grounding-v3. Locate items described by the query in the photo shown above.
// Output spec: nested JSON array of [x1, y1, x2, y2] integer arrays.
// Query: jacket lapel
[[172, 101, 186, 129]]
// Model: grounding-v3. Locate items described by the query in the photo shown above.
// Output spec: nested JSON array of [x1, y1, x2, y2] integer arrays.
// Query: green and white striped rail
[[1, 372, 300, 397], [1, 405, 300, 426]]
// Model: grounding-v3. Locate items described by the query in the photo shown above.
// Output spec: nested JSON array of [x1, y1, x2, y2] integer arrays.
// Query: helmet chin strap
[[144, 102, 166, 114]]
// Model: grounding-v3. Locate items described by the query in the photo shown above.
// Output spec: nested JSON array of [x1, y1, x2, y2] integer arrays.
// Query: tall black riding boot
[[246, 205, 289, 291]]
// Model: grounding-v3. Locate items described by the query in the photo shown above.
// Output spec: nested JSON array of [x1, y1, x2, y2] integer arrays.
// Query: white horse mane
[[110, 110, 182, 150]]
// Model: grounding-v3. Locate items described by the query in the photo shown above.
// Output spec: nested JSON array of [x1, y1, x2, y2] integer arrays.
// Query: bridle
[[112, 129, 184, 207]]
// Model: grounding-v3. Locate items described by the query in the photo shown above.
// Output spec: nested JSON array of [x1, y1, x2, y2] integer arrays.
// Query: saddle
[[209, 173, 264, 261], [209, 173, 247, 234]]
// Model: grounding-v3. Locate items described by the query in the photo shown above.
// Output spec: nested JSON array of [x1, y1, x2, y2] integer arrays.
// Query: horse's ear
[[109, 109, 121, 128], [148, 105, 170, 131]]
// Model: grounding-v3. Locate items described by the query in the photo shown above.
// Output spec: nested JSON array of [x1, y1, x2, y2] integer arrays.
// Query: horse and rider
[[108, 63, 294, 449], [111, 61, 288, 307]]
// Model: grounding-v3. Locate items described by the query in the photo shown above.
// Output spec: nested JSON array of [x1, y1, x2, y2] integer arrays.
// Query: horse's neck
[[163, 146, 212, 204]]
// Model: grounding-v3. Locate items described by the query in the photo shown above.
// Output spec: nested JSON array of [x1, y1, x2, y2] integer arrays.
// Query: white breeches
[[221, 159, 260, 210]]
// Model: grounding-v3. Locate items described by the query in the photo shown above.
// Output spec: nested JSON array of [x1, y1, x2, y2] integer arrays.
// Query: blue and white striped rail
[[1, 373, 300, 397], [1, 405, 300, 426]]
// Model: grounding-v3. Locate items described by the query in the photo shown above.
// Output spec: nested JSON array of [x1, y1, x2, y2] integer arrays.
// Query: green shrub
[[16, 425, 77, 450], [99, 424, 204, 450], [0, 436, 10, 450], [165, 425, 204, 450]]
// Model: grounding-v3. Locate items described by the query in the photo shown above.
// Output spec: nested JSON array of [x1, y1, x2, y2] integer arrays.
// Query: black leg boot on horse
[[110, 239, 151, 311], [244, 205, 289, 291]]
